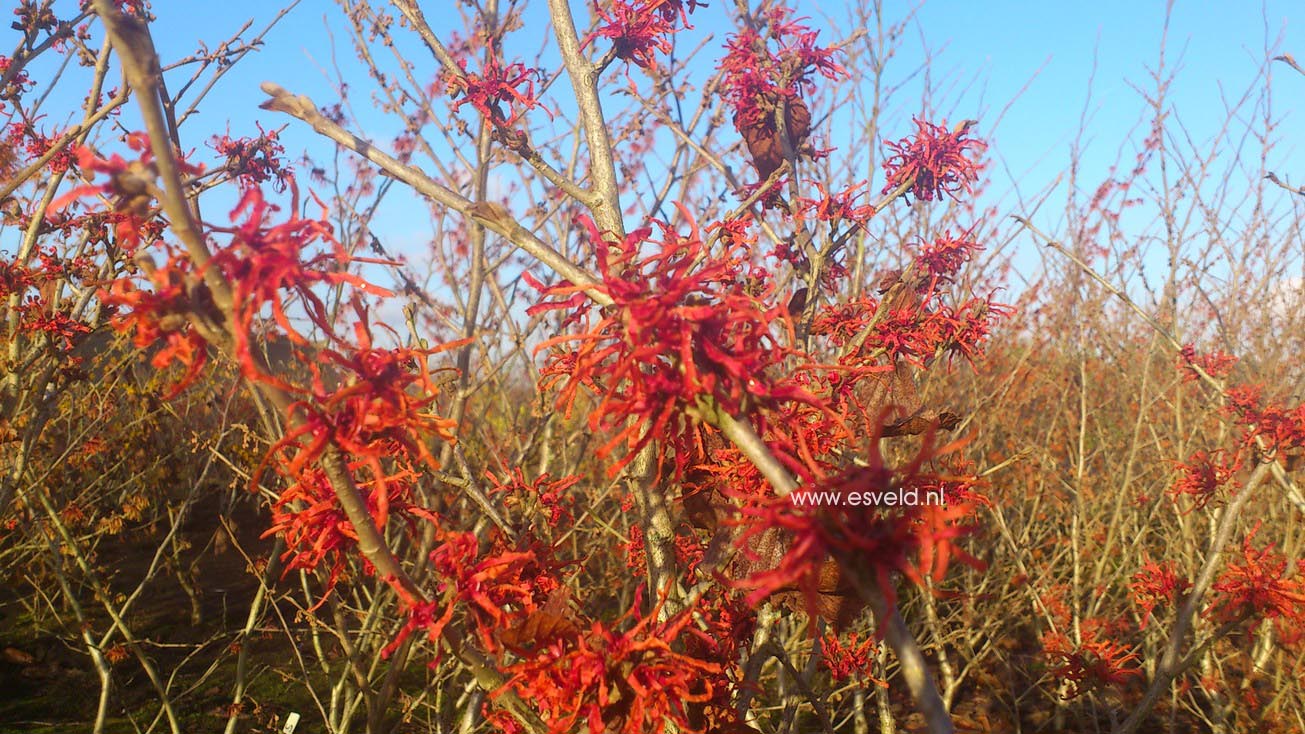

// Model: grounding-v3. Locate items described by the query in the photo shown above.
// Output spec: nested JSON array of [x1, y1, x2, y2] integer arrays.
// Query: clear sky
[[13, 1, 1304, 290], [913, 0, 1301, 166], [137, 2, 1302, 167]]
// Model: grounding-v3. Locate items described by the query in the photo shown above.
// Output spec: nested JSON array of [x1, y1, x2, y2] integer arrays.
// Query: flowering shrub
[[5, 2, 1301, 734]]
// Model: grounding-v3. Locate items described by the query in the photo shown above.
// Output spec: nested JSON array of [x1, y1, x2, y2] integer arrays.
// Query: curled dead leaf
[[496, 589, 580, 655], [736, 94, 811, 180]]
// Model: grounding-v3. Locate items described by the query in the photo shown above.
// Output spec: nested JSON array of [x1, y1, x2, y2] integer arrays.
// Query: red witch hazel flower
[[795, 181, 874, 228], [720, 6, 844, 181], [495, 599, 724, 734], [6, 121, 77, 174], [850, 290, 1007, 369], [917, 228, 982, 283], [1223, 383, 1305, 456], [1168, 449, 1241, 510], [250, 303, 465, 595], [819, 631, 886, 686], [593, 0, 704, 70], [98, 245, 209, 398], [383, 530, 557, 659], [1041, 624, 1142, 699], [882, 117, 986, 202], [263, 465, 439, 600], [445, 47, 543, 126], [0, 55, 36, 108], [209, 180, 396, 389], [487, 468, 584, 526], [210, 124, 292, 192], [1178, 343, 1238, 382], [1129, 556, 1191, 629], [253, 302, 463, 505], [52, 131, 195, 251], [1207, 524, 1305, 630], [532, 204, 815, 476], [733, 431, 987, 624]]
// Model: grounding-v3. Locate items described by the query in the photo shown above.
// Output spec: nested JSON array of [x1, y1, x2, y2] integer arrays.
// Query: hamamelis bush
[[1, 2, 1302, 734], [938, 33, 1305, 734]]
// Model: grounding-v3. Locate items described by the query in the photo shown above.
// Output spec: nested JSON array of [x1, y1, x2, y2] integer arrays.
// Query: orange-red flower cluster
[[593, 0, 703, 69], [1041, 625, 1142, 699], [1208, 525, 1305, 630], [882, 117, 986, 202], [534, 206, 813, 475], [495, 603, 723, 734]]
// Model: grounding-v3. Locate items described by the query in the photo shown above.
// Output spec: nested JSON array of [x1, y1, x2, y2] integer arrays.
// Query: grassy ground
[[0, 493, 314, 734]]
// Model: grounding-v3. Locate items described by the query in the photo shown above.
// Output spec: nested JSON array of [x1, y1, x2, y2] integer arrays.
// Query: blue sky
[[138, 0, 1300, 172], [13, 1, 1304, 292], [151, 1, 1299, 228], [914, 0, 1301, 197]]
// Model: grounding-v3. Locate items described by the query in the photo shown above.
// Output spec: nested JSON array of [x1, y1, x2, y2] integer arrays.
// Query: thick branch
[[545, 0, 624, 234], [92, 1, 233, 314]]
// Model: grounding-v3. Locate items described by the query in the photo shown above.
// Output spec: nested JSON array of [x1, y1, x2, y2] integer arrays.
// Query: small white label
[[282, 712, 301, 734]]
